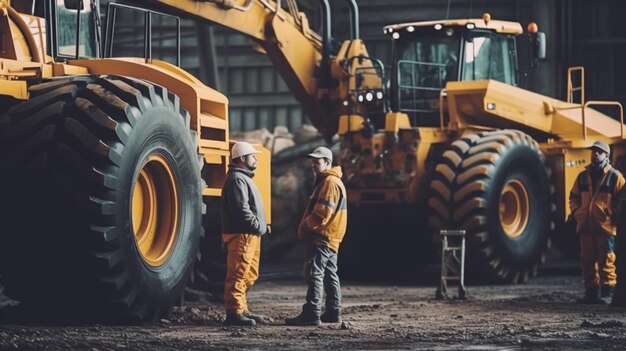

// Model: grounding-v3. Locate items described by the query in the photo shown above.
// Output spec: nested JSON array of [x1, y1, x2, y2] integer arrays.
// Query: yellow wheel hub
[[132, 154, 179, 267], [499, 179, 529, 239]]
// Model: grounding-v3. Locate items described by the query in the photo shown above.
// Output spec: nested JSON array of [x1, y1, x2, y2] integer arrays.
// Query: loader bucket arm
[[142, 0, 371, 138]]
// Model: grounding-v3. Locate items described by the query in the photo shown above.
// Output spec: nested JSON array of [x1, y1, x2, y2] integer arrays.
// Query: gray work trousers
[[302, 244, 341, 315]]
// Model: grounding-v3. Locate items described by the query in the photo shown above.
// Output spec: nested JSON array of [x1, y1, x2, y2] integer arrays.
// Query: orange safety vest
[[298, 166, 348, 252], [570, 164, 625, 236]]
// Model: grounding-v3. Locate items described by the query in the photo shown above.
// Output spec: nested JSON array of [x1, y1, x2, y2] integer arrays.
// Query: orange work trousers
[[579, 233, 616, 288], [222, 233, 261, 315]]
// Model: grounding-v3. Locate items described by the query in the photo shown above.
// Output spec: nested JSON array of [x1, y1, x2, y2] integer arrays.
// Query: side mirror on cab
[[533, 32, 546, 60], [64, 0, 84, 10], [517, 22, 546, 71]]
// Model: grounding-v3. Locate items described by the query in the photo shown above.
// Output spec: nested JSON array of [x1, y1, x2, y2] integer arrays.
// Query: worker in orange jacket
[[286, 146, 348, 326], [569, 140, 625, 304]]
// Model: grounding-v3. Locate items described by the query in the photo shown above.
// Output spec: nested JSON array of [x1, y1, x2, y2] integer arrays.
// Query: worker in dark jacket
[[221, 141, 269, 326], [286, 146, 348, 326], [570, 140, 625, 304]]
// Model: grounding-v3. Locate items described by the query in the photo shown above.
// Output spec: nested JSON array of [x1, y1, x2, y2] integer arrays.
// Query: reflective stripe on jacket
[[570, 164, 625, 236], [298, 166, 347, 252]]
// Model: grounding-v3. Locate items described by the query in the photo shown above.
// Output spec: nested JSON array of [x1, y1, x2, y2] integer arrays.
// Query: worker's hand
[[565, 214, 577, 235]]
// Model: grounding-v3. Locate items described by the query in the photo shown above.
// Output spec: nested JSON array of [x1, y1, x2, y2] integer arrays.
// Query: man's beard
[[592, 157, 609, 170]]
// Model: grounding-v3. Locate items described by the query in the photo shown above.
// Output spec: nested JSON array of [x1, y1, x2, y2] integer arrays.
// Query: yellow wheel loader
[[338, 15, 626, 283], [1, 0, 624, 321], [0, 0, 265, 322]]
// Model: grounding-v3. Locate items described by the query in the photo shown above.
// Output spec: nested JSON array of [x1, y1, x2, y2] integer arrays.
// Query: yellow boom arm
[[146, 0, 375, 138]]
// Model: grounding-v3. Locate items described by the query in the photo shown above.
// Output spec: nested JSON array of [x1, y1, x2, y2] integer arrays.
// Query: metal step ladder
[[436, 230, 467, 299]]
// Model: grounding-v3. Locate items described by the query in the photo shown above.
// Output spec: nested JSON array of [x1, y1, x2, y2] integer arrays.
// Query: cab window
[[463, 33, 517, 85], [56, 0, 98, 58]]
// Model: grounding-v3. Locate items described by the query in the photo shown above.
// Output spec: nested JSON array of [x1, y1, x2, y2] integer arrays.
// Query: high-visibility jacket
[[570, 164, 625, 236], [298, 166, 347, 252]]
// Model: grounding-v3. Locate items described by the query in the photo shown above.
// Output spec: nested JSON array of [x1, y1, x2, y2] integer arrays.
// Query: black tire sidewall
[[117, 106, 202, 301], [486, 143, 551, 266]]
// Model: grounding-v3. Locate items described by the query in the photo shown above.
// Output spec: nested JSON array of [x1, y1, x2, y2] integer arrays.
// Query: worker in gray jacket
[[221, 141, 269, 326]]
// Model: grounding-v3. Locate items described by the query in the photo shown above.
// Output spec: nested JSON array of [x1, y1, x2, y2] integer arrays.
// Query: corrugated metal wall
[[176, 22, 305, 133], [214, 32, 305, 132]]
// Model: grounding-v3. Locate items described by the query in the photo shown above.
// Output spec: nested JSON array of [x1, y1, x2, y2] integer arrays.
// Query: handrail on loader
[[439, 88, 447, 131], [567, 66, 624, 140], [582, 101, 624, 140], [567, 66, 585, 104]]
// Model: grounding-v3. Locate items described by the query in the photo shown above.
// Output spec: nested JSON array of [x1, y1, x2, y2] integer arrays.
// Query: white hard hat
[[231, 141, 261, 160], [589, 140, 611, 155]]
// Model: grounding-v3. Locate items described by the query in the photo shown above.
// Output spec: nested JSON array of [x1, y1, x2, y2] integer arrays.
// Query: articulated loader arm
[[144, 0, 369, 138]]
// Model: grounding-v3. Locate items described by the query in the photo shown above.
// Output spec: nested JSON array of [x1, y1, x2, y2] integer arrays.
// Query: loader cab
[[387, 24, 463, 126], [23, 0, 100, 60], [385, 17, 537, 127], [2, 0, 98, 63], [50, 0, 100, 59]]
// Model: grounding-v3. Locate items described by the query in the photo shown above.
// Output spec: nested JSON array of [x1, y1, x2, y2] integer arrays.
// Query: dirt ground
[[2, 267, 626, 351]]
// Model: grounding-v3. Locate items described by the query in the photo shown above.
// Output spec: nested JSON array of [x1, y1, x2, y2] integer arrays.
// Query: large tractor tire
[[428, 130, 554, 284], [192, 197, 227, 297], [0, 75, 203, 322]]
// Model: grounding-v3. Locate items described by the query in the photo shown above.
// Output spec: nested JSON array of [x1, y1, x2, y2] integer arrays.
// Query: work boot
[[601, 285, 615, 304], [576, 286, 607, 305], [226, 313, 257, 326], [320, 308, 341, 323], [243, 311, 264, 324], [285, 310, 321, 326], [611, 285, 626, 307]]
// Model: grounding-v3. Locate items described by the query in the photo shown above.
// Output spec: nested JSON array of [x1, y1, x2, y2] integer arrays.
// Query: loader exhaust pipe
[[345, 0, 359, 39], [318, 0, 332, 65], [317, 0, 360, 61], [317, 0, 360, 86], [316, 0, 334, 89]]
